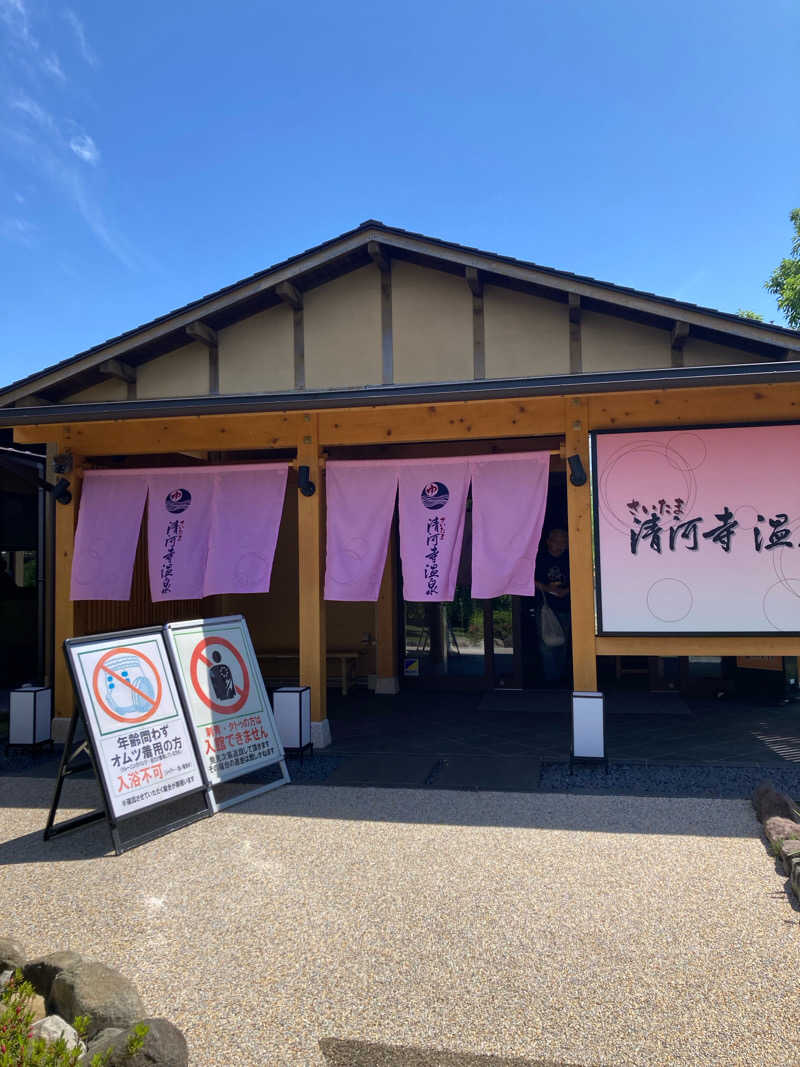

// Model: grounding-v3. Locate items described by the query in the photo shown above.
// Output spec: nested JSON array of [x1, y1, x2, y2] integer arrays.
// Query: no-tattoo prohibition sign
[[92, 646, 163, 725], [189, 636, 250, 714]]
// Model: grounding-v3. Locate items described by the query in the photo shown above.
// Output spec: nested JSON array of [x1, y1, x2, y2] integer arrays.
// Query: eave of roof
[[3, 219, 800, 405], [3, 361, 800, 428]]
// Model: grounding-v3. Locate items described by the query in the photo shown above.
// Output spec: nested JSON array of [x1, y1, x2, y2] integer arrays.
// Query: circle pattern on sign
[[93, 646, 163, 724], [598, 440, 698, 535], [189, 636, 250, 714], [646, 578, 693, 623]]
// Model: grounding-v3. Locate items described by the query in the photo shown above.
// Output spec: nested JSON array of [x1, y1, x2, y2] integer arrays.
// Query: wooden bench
[[256, 650, 361, 695]]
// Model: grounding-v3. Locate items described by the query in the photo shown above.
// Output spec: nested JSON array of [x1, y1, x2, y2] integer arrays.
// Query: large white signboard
[[164, 616, 286, 791], [593, 423, 800, 634], [65, 629, 204, 820]]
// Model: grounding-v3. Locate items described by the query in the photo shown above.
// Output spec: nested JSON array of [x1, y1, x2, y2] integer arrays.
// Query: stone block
[[29, 1015, 85, 1053], [48, 961, 144, 1039], [103, 1018, 189, 1067], [763, 815, 800, 845], [0, 937, 26, 971], [780, 838, 800, 876], [23, 950, 82, 998]]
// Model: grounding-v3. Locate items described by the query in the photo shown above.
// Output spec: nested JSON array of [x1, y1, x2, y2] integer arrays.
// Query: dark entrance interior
[[402, 470, 569, 692]]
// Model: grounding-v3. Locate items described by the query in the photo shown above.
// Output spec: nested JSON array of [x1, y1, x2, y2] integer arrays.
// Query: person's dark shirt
[[535, 550, 570, 612], [0, 571, 17, 598]]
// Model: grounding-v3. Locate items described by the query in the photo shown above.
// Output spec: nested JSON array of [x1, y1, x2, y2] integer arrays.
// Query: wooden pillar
[[375, 527, 400, 693], [297, 416, 328, 742], [53, 450, 82, 725], [565, 398, 597, 691]]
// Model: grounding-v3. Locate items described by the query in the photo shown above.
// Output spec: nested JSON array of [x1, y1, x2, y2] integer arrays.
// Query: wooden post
[[297, 416, 328, 743], [375, 527, 400, 693], [565, 398, 597, 692], [53, 451, 82, 728]]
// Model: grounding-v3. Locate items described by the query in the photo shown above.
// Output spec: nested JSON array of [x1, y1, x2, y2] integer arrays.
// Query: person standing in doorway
[[534, 527, 571, 685]]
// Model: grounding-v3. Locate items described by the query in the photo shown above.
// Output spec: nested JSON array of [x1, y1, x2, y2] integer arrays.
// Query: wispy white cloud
[[63, 8, 97, 67], [10, 90, 55, 129], [68, 131, 98, 164], [2, 215, 38, 247], [0, 0, 38, 50], [2, 6, 135, 269], [42, 51, 65, 81], [2, 0, 67, 81]]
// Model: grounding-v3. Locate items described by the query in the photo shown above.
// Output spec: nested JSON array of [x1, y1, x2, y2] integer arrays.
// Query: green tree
[[765, 208, 800, 329], [737, 309, 764, 321]]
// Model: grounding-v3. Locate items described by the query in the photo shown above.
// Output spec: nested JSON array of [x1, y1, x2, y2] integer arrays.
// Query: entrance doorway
[[401, 471, 569, 692]]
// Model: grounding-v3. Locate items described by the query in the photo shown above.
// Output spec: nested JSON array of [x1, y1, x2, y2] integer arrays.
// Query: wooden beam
[[318, 395, 566, 446], [369, 243, 394, 385], [275, 281, 303, 310], [367, 240, 390, 273], [465, 267, 482, 298], [185, 321, 219, 394], [568, 294, 582, 374], [185, 321, 217, 347], [53, 450, 82, 719], [670, 321, 690, 368], [12, 377, 800, 456], [588, 382, 800, 430], [465, 268, 486, 380], [565, 396, 597, 691], [13, 411, 302, 454], [297, 415, 327, 729], [274, 283, 305, 389], [98, 358, 136, 384], [596, 635, 800, 656]]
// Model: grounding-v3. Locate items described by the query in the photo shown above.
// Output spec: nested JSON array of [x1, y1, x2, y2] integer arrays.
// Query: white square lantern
[[571, 691, 606, 765], [9, 685, 52, 746], [273, 686, 311, 754]]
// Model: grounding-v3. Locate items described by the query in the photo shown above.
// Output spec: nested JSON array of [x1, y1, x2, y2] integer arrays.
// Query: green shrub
[[0, 972, 148, 1066]]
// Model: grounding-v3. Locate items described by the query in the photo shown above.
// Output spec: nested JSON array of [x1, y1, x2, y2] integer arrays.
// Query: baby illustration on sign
[[208, 650, 237, 701]]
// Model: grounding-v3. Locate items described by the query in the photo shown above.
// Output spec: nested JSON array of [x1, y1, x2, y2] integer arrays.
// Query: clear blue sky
[[1, 0, 798, 388]]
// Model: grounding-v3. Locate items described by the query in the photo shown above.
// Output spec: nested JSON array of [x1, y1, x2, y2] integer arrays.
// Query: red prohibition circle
[[189, 636, 250, 714], [93, 646, 163, 724]]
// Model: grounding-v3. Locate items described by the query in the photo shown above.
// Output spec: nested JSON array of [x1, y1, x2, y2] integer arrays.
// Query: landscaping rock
[[29, 993, 47, 1022], [102, 1018, 189, 1067], [0, 936, 26, 970], [81, 1027, 125, 1064], [0, 969, 13, 991], [780, 838, 800, 876], [23, 950, 82, 998], [763, 815, 800, 845], [48, 961, 144, 1038], [752, 782, 796, 823], [29, 1014, 86, 1053], [792, 859, 800, 898]]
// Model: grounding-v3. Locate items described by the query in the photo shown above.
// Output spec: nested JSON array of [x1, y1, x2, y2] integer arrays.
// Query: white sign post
[[164, 615, 290, 811], [47, 627, 211, 854]]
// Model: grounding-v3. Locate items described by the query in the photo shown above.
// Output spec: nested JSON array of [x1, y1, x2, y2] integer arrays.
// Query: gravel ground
[[1, 773, 798, 1067]]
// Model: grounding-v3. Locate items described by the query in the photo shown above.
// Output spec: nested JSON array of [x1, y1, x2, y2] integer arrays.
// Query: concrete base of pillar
[[51, 717, 72, 744], [375, 676, 400, 695], [311, 718, 332, 749]]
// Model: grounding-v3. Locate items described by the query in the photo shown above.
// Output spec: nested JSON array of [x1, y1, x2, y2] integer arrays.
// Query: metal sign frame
[[46, 626, 212, 855], [164, 615, 290, 812]]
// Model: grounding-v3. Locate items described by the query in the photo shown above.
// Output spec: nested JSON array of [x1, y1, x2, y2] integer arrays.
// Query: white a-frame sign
[[164, 615, 290, 811]]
